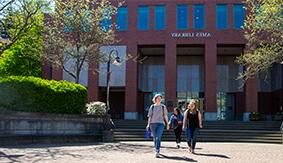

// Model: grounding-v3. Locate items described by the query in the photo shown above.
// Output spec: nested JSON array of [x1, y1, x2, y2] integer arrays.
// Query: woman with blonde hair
[[182, 99, 203, 154], [146, 94, 169, 158]]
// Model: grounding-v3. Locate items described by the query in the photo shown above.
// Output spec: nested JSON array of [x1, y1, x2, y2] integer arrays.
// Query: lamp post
[[106, 49, 121, 113]]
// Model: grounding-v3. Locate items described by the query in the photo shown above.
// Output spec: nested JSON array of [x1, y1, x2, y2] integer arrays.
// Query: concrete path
[[0, 141, 282, 163]]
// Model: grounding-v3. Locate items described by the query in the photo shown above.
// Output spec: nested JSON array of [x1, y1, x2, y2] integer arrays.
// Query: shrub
[[0, 76, 87, 114], [86, 101, 107, 115]]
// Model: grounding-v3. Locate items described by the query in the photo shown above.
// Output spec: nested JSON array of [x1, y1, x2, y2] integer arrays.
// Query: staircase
[[113, 120, 283, 144]]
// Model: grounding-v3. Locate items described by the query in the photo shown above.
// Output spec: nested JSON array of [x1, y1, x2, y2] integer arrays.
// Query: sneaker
[[177, 144, 180, 149], [188, 147, 192, 153], [155, 152, 160, 158]]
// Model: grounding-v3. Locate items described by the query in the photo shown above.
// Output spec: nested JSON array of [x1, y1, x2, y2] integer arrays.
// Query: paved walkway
[[0, 141, 282, 163]]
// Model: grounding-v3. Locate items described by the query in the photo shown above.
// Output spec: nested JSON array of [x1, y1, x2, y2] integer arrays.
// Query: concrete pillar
[[204, 43, 217, 121], [124, 3, 138, 120], [124, 43, 138, 120], [165, 43, 177, 112], [87, 61, 99, 102], [52, 67, 63, 81], [244, 77, 258, 121]]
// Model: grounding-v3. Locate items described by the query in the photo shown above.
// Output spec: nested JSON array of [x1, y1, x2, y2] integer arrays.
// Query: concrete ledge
[[204, 112, 217, 121], [0, 134, 103, 146], [124, 112, 139, 120], [243, 112, 250, 122], [0, 110, 112, 145]]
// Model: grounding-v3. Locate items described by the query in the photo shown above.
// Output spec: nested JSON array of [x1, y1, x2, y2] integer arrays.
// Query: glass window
[[139, 56, 165, 92], [64, 9, 73, 32], [216, 4, 228, 29], [116, 7, 128, 31], [177, 4, 188, 30], [138, 6, 150, 30], [233, 4, 245, 29], [82, 10, 90, 32], [154, 5, 166, 30], [194, 4, 205, 29], [100, 8, 112, 31]]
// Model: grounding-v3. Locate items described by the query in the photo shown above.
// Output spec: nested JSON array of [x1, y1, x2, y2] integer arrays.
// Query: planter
[[249, 112, 262, 121], [273, 113, 283, 121]]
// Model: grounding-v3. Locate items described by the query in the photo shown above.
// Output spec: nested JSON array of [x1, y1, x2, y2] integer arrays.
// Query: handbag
[[145, 128, 151, 140]]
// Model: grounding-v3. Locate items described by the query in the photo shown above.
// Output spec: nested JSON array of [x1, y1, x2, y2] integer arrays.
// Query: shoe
[[155, 152, 160, 158], [177, 144, 180, 149], [191, 149, 195, 154], [188, 147, 192, 153]]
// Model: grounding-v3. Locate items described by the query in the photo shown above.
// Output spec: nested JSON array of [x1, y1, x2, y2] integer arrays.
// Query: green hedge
[[0, 76, 87, 114]]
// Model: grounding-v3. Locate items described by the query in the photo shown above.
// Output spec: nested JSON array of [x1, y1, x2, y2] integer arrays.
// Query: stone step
[[113, 128, 282, 133], [113, 138, 282, 144]]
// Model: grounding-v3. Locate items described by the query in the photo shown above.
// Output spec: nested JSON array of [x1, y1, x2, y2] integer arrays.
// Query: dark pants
[[174, 125, 182, 144], [186, 128, 199, 149]]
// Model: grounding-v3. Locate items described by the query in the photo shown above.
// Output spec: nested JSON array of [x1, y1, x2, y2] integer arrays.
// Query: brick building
[[42, 0, 283, 121]]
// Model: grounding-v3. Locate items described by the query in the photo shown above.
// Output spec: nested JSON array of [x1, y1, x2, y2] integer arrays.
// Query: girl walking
[[182, 99, 202, 154], [169, 107, 183, 148], [146, 94, 169, 158]]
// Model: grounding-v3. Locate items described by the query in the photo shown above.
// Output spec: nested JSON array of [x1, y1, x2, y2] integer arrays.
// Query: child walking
[[169, 107, 183, 148]]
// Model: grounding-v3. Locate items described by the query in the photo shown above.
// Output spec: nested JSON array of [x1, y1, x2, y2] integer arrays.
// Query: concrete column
[[124, 3, 138, 120], [124, 43, 138, 120], [87, 61, 99, 102], [204, 42, 217, 121], [244, 77, 258, 121], [52, 67, 63, 81], [165, 42, 177, 112]]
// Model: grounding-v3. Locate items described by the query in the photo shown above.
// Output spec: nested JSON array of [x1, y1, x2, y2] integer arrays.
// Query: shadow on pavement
[[93, 142, 154, 153], [159, 154, 198, 162], [0, 151, 24, 162], [194, 152, 230, 159]]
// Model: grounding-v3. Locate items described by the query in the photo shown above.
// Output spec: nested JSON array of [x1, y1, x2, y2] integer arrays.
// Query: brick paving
[[0, 141, 282, 163]]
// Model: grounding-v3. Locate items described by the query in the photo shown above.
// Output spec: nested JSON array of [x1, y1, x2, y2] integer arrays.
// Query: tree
[[44, 0, 121, 83], [0, 0, 49, 55], [236, 0, 283, 80], [0, 13, 43, 77]]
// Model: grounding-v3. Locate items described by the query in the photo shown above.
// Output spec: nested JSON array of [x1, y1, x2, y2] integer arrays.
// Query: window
[[194, 4, 205, 29], [216, 4, 228, 29], [177, 4, 188, 30], [82, 10, 90, 32], [138, 6, 150, 30], [116, 7, 128, 31], [64, 9, 73, 32], [233, 4, 245, 29], [100, 8, 112, 31], [154, 5, 166, 30]]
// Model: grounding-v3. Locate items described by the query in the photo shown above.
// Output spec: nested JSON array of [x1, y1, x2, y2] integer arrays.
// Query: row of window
[[114, 4, 245, 31]]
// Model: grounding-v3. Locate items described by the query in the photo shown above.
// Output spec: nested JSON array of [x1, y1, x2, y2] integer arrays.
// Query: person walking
[[182, 99, 203, 154], [169, 107, 183, 149], [146, 94, 169, 158]]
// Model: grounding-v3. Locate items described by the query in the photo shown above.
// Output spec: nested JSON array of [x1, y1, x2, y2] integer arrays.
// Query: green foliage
[[237, 0, 283, 79], [0, 76, 87, 114], [0, 0, 49, 55], [0, 14, 44, 77]]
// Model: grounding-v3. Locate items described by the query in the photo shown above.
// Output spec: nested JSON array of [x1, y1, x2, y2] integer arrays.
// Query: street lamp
[[106, 49, 121, 113]]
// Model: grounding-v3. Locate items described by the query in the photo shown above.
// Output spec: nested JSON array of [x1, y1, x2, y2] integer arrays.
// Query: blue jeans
[[150, 123, 165, 153], [186, 128, 199, 149]]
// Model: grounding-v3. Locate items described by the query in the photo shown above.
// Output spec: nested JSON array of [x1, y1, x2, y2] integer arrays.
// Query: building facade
[[42, 0, 283, 121]]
